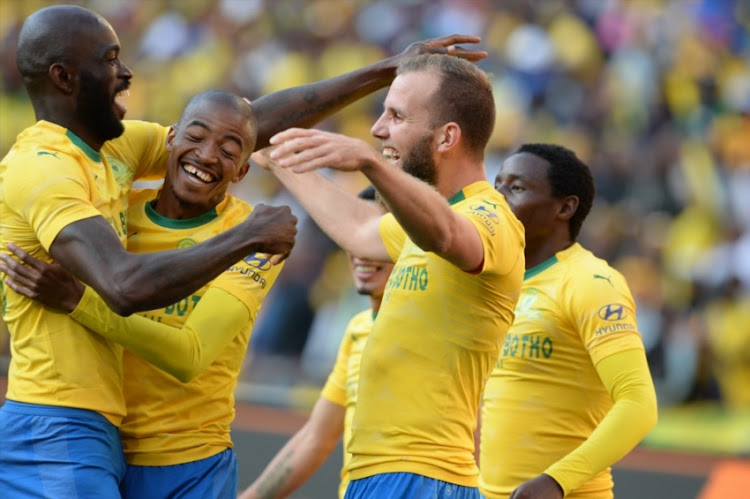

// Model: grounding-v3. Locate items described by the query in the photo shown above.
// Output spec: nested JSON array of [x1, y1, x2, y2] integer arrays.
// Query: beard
[[401, 134, 437, 186], [77, 69, 125, 144]]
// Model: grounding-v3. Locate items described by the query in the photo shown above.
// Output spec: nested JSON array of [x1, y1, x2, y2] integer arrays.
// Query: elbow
[[174, 368, 200, 384], [98, 275, 153, 316], [98, 285, 138, 317]]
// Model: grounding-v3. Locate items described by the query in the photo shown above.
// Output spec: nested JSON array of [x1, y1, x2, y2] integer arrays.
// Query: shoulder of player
[[560, 247, 633, 296]]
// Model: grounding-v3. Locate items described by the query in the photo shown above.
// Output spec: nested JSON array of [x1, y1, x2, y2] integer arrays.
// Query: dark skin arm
[[44, 203, 296, 316], [250, 34, 487, 149]]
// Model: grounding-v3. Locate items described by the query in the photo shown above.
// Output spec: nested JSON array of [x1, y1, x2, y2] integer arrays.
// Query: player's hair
[[517, 143, 595, 240], [180, 90, 258, 154], [16, 6, 104, 94], [397, 54, 495, 157]]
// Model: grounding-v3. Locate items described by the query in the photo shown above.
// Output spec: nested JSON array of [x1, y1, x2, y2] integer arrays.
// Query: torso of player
[[349, 181, 525, 486], [0, 121, 167, 425], [480, 244, 641, 499]]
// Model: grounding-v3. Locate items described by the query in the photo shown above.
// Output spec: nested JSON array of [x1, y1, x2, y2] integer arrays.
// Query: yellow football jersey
[[348, 181, 525, 486], [480, 243, 646, 499], [118, 189, 283, 465], [321, 308, 374, 498], [0, 120, 167, 424]]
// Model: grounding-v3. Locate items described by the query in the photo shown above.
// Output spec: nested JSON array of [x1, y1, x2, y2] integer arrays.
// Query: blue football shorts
[[0, 400, 126, 498], [344, 472, 482, 499], [120, 448, 238, 499]]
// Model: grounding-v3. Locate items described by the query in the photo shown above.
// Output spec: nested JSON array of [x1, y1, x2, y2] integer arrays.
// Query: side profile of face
[[164, 99, 255, 218], [348, 254, 394, 299], [371, 71, 439, 186], [495, 152, 561, 241], [72, 18, 132, 144]]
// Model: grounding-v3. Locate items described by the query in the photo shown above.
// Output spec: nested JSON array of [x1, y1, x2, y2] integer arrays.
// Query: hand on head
[[399, 34, 488, 63]]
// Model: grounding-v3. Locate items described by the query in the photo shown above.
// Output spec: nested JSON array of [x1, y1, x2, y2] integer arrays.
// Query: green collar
[[524, 255, 558, 280], [66, 129, 101, 162], [447, 189, 466, 205], [145, 200, 218, 229]]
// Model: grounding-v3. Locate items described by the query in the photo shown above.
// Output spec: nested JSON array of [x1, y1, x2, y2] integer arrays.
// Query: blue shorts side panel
[[121, 448, 237, 499], [343, 472, 481, 499], [0, 400, 126, 499]]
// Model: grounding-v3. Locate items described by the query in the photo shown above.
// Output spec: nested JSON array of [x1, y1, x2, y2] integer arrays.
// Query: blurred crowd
[[1, 0, 749, 410]]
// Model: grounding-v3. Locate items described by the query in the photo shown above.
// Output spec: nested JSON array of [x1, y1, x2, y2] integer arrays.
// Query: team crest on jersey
[[515, 287, 541, 319], [106, 156, 135, 189], [177, 238, 196, 248], [243, 252, 272, 271], [468, 201, 500, 235]]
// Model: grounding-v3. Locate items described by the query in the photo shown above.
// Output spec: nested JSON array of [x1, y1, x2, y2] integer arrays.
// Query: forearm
[[71, 286, 249, 382], [51, 216, 277, 315], [242, 398, 344, 499], [544, 349, 658, 494], [362, 159, 462, 255], [252, 58, 397, 149], [268, 162, 387, 261]]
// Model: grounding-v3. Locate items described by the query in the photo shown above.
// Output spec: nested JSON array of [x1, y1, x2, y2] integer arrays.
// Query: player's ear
[[165, 125, 177, 151], [558, 195, 579, 222], [49, 63, 75, 94], [436, 122, 461, 153], [232, 160, 250, 183]]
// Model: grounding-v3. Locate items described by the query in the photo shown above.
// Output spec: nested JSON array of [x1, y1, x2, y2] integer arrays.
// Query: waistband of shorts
[[1, 400, 115, 426]]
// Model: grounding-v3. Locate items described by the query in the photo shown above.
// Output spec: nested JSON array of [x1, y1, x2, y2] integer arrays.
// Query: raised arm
[[252, 149, 390, 262], [266, 129, 484, 271], [250, 35, 487, 149], [47, 203, 295, 316], [239, 397, 345, 499]]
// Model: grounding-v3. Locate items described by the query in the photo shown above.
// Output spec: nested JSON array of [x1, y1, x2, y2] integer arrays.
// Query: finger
[[452, 46, 488, 61], [6, 242, 46, 270], [269, 252, 291, 265], [269, 254, 285, 265], [0, 253, 38, 280], [430, 34, 481, 46], [269, 127, 316, 145], [2, 276, 37, 298]]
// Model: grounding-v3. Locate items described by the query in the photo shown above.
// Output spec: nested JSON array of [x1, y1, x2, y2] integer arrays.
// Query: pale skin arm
[[265, 129, 484, 271], [253, 149, 389, 262], [239, 398, 345, 499], [250, 35, 487, 149]]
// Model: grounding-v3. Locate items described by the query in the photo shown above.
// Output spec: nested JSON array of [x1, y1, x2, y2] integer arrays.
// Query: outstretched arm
[[266, 129, 485, 271], [239, 397, 345, 499], [251, 35, 487, 149], [253, 148, 389, 262], [46, 203, 295, 316]]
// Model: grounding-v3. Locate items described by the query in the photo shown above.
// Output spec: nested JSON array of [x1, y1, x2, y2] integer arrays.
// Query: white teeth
[[382, 148, 399, 163], [182, 164, 214, 183], [355, 265, 378, 273]]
